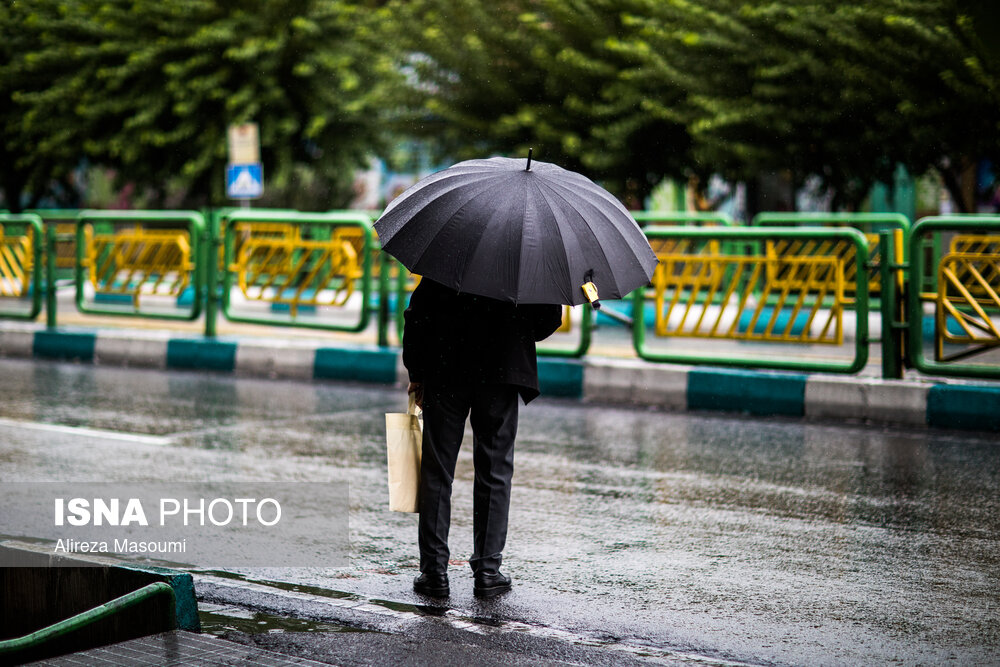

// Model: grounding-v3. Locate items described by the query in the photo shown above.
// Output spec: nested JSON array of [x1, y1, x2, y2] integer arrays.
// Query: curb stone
[[1, 325, 997, 432]]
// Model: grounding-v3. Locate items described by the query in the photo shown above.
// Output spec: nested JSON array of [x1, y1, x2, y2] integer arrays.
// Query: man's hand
[[407, 382, 424, 410]]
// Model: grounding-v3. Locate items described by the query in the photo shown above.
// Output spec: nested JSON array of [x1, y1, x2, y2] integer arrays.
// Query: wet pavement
[[1, 357, 998, 666]]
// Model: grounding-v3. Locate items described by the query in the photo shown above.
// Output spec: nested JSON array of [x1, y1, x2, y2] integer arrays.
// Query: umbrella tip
[[526, 148, 532, 172]]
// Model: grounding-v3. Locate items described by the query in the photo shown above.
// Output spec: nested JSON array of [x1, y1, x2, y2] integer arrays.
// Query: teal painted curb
[[5, 323, 998, 432], [124, 564, 200, 632], [688, 368, 806, 416], [314, 346, 397, 383], [927, 384, 1000, 431], [166, 339, 237, 371], [32, 331, 96, 362], [166, 572, 200, 632], [538, 359, 584, 398]]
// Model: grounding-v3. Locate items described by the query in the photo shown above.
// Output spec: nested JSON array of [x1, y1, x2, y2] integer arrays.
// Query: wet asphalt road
[[1, 357, 998, 666]]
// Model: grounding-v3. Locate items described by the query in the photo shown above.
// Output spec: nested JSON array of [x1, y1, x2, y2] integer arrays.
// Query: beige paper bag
[[385, 394, 423, 512]]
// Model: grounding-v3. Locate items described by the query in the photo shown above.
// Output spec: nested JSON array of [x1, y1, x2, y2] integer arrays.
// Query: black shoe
[[414, 572, 449, 597], [473, 571, 512, 598]]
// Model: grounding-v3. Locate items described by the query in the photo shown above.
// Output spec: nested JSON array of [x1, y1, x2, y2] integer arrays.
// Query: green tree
[[386, 0, 1000, 211], [2, 0, 395, 210], [384, 0, 691, 205], [0, 2, 81, 211], [612, 0, 1000, 210]]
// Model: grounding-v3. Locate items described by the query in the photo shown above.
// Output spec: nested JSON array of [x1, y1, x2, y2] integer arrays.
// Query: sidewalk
[[1, 315, 998, 432]]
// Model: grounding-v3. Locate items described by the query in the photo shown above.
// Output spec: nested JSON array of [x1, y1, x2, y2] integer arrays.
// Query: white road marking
[[0, 417, 173, 446]]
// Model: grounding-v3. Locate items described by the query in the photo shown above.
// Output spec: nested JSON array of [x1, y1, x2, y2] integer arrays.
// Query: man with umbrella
[[403, 278, 562, 598], [375, 153, 657, 598]]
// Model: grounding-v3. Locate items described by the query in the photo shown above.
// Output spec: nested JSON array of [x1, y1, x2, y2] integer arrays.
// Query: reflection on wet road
[[1, 358, 997, 665]]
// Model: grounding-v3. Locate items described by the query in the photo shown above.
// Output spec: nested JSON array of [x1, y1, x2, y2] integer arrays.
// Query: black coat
[[403, 279, 563, 403]]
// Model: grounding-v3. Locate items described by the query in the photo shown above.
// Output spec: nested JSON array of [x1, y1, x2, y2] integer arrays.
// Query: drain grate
[[25, 630, 332, 666]]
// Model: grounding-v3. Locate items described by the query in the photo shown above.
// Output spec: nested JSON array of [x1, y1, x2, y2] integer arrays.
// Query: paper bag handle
[[407, 392, 422, 417]]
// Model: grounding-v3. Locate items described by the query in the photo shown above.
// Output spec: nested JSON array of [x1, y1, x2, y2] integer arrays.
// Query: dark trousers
[[418, 383, 519, 576]]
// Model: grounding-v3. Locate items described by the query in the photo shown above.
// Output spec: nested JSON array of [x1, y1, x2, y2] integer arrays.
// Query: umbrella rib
[[535, 178, 622, 295], [382, 177, 507, 269], [378, 164, 509, 227], [467, 177, 527, 304], [541, 176, 654, 266], [544, 177, 653, 286], [515, 173, 529, 303], [528, 177, 573, 304]]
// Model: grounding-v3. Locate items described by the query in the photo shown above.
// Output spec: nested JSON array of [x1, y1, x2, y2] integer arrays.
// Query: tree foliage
[[384, 0, 692, 205], [612, 0, 1000, 208], [1, 0, 394, 210], [0, 2, 79, 210], [385, 0, 1000, 209], [3, 1, 998, 211]]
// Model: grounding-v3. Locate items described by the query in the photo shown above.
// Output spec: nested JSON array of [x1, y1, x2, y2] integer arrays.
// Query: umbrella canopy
[[374, 156, 658, 306]]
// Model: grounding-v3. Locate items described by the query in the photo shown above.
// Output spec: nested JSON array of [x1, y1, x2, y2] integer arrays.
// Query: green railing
[[877, 228, 908, 379], [633, 226, 870, 373], [537, 305, 593, 358], [0, 213, 45, 321], [907, 216, 1000, 379], [632, 210, 735, 227], [4, 208, 1000, 382], [219, 210, 375, 333], [0, 582, 175, 659], [752, 212, 910, 302], [25, 208, 82, 281], [752, 211, 910, 232], [75, 210, 205, 321]]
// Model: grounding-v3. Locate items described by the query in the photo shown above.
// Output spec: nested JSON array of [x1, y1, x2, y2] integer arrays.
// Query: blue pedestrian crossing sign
[[226, 163, 264, 199]]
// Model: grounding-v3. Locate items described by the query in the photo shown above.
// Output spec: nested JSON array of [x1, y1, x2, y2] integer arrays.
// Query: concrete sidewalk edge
[[1, 325, 998, 432]]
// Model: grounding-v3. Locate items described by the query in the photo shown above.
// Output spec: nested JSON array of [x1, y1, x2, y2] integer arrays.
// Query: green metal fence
[[75, 210, 205, 321], [219, 210, 375, 333], [632, 211, 735, 227], [0, 213, 45, 320], [3, 208, 1000, 382], [0, 582, 176, 660], [907, 215, 1000, 379], [752, 212, 910, 302], [634, 226, 870, 373], [537, 305, 593, 358], [25, 208, 82, 281], [752, 211, 910, 232]]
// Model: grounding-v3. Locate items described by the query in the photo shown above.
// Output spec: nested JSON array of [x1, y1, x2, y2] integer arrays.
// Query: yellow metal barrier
[[556, 305, 572, 333], [230, 225, 363, 316], [647, 237, 723, 259], [225, 222, 301, 277], [947, 235, 1000, 300], [0, 227, 34, 297], [82, 225, 193, 307], [764, 236, 877, 296], [651, 244, 846, 344], [951, 234, 1000, 256], [341, 225, 390, 281], [223, 222, 300, 271], [936, 247, 1000, 361]]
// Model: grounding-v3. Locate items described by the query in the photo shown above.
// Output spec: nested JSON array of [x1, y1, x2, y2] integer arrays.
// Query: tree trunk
[[745, 178, 760, 221], [937, 161, 973, 214], [1, 168, 26, 214]]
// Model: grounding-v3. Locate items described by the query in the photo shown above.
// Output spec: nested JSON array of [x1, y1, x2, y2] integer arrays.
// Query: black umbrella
[[374, 154, 658, 306]]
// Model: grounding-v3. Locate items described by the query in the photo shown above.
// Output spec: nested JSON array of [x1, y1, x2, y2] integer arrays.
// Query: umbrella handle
[[582, 281, 601, 310]]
